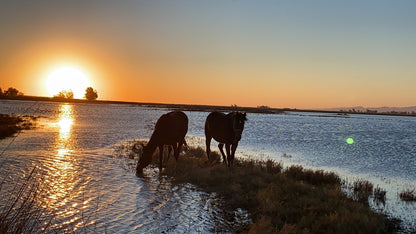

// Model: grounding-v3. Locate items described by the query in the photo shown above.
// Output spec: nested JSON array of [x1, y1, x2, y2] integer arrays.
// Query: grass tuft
[[399, 189, 416, 201], [0, 114, 37, 139], [284, 165, 341, 186], [353, 180, 374, 203], [0, 168, 50, 233], [373, 186, 387, 205]]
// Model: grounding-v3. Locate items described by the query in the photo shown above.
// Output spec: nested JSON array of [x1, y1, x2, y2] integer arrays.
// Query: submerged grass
[[0, 114, 36, 139], [399, 189, 416, 201], [147, 146, 399, 233], [373, 186, 387, 205], [0, 114, 23, 139]]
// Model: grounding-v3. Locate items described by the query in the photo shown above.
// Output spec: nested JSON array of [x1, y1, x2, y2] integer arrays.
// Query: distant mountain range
[[323, 106, 416, 114]]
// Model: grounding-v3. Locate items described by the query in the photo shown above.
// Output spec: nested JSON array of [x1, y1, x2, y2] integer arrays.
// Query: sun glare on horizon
[[45, 66, 91, 99]]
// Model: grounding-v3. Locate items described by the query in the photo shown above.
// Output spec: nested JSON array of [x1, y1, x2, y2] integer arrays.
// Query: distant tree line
[[257, 105, 270, 109], [53, 87, 98, 101], [54, 90, 74, 99], [340, 108, 416, 116], [0, 87, 24, 97], [1, 86, 98, 101]]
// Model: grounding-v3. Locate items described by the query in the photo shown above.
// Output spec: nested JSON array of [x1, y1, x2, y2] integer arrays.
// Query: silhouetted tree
[[0, 88, 3, 96], [84, 87, 98, 101], [54, 90, 74, 99], [4, 87, 23, 97]]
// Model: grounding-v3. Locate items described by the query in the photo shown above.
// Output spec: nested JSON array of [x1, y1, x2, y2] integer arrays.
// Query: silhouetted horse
[[205, 111, 247, 166], [136, 111, 188, 175]]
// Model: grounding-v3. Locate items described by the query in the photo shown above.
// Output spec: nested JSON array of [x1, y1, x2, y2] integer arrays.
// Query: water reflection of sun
[[50, 104, 77, 202], [39, 104, 89, 230], [57, 104, 74, 140]]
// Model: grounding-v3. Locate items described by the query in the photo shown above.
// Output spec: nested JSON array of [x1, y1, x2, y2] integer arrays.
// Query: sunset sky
[[1, 0, 415, 109]]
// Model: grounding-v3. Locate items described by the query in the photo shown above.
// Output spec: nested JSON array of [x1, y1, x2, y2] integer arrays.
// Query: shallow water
[[0, 100, 250, 232], [0, 100, 415, 231]]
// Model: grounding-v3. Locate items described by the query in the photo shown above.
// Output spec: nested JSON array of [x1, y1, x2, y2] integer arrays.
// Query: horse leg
[[225, 143, 232, 167], [205, 136, 212, 159], [230, 142, 238, 166], [218, 143, 227, 164], [167, 145, 173, 162], [175, 140, 185, 161], [158, 145, 164, 172], [173, 142, 180, 161]]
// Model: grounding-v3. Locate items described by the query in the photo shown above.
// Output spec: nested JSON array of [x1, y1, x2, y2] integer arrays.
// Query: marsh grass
[[399, 189, 416, 201], [0, 166, 101, 233], [0, 114, 23, 139], [0, 114, 37, 139], [373, 186, 387, 205], [0, 168, 52, 233], [352, 180, 374, 203], [146, 146, 398, 233]]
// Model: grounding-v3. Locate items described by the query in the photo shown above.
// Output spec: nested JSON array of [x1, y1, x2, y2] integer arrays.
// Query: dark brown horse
[[205, 111, 247, 166], [136, 111, 188, 175]]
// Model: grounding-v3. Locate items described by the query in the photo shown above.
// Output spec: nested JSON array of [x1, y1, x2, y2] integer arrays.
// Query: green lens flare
[[346, 137, 354, 144]]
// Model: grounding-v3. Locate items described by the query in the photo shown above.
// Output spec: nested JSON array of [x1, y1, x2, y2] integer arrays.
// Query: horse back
[[153, 111, 188, 144], [205, 111, 233, 143]]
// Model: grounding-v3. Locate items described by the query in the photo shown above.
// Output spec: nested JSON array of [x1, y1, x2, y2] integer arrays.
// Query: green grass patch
[[150, 146, 399, 233]]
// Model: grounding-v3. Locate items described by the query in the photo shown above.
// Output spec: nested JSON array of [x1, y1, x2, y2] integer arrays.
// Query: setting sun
[[45, 66, 91, 99]]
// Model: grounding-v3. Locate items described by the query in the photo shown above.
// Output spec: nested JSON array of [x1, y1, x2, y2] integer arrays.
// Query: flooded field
[[0, 100, 415, 232]]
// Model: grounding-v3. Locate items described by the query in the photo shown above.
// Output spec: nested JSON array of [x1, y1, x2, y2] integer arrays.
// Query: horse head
[[136, 144, 153, 175], [231, 112, 247, 141]]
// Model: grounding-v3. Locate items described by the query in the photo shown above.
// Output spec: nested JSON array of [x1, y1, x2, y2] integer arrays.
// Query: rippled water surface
[[1, 100, 415, 231]]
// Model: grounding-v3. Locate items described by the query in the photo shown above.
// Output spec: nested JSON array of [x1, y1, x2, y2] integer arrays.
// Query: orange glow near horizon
[[1, 35, 414, 109], [1, 1, 416, 109]]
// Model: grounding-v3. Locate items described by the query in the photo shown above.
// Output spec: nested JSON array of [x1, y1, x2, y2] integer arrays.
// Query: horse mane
[[230, 111, 248, 121]]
